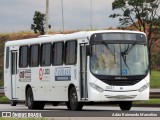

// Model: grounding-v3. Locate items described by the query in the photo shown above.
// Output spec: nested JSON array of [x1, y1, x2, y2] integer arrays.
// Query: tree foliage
[[31, 11, 51, 35], [110, 0, 160, 50], [109, 0, 160, 69]]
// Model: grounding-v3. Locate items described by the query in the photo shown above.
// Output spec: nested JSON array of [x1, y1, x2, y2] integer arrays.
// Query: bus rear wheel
[[119, 101, 132, 110], [67, 87, 83, 111], [26, 87, 45, 109]]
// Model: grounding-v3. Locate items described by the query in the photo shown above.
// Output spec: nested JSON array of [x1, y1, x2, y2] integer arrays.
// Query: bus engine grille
[[101, 79, 141, 86]]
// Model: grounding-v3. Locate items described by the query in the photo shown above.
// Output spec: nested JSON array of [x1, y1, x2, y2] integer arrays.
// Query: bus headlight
[[89, 83, 104, 92], [139, 83, 149, 92]]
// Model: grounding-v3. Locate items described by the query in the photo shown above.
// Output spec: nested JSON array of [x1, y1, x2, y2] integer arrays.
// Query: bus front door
[[11, 51, 18, 99], [80, 44, 88, 100]]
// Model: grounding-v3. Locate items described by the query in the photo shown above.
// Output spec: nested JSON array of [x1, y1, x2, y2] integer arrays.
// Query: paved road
[[0, 104, 160, 111], [0, 104, 160, 117]]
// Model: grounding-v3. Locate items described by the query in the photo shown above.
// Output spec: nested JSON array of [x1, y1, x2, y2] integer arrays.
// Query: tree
[[31, 11, 51, 35], [109, 0, 160, 69]]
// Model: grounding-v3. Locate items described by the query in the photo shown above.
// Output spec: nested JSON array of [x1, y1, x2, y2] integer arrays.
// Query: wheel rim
[[70, 88, 78, 110], [70, 91, 77, 108]]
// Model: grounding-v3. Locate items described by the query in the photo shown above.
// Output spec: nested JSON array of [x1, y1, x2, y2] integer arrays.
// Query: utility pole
[[90, 0, 93, 30], [61, 0, 65, 33], [45, 0, 49, 34]]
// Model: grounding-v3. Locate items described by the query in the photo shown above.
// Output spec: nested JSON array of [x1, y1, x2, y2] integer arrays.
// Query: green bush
[[151, 52, 160, 71], [150, 71, 160, 88], [0, 96, 10, 103]]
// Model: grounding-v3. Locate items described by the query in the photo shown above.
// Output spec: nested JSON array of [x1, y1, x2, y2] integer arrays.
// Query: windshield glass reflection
[[91, 44, 148, 76]]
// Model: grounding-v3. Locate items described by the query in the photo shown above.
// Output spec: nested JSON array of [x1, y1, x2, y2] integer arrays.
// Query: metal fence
[[150, 91, 160, 98], [0, 88, 160, 98]]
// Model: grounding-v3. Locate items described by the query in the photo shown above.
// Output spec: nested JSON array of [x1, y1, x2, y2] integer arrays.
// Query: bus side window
[[65, 40, 77, 65], [6, 47, 10, 69], [40, 43, 52, 66], [19, 46, 29, 68], [29, 44, 39, 67], [52, 42, 64, 66]]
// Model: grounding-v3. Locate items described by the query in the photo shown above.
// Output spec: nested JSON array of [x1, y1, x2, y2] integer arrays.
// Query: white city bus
[[4, 30, 149, 110]]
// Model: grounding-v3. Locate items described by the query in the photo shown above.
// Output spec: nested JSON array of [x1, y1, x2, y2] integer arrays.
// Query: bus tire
[[119, 101, 132, 110], [68, 87, 83, 111], [26, 87, 36, 109]]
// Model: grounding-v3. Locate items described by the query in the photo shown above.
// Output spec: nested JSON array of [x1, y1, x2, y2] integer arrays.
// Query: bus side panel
[[26, 67, 69, 101], [28, 67, 46, 101], [4, 46, 12, 99], [45, 66, 78, 101]]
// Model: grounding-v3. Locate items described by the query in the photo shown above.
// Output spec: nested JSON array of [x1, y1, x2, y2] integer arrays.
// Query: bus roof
[[5, 30, 146, 46]]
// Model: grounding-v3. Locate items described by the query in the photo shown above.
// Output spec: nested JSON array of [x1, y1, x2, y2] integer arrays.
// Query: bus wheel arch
[[25, 85, 45, 109], [66, 84, 83, 111]]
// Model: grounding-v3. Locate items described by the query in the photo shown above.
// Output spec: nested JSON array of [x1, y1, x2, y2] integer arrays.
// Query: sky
[[0, 0, 119, 33]]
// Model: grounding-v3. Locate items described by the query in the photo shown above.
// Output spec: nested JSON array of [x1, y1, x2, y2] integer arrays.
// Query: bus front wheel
[[119, 101, 132, 110], [67, 87, 83, 111]]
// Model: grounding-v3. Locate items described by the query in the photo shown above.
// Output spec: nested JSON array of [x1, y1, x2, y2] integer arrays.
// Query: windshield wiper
[[121, 44, 135, 74], [102, 41, 116, 55], [124, 44, 135, 55], [102, 41, 108, 47], [102, 41, 117, 63]]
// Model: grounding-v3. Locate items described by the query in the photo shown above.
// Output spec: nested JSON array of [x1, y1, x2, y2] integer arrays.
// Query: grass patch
[[134, 99, 160, 104], [150, 71, 160, 88], [0, 96, 10, 103]]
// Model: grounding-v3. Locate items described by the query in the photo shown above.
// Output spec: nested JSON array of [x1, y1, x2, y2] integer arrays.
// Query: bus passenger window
[[19, 46, 29, 68], [6, 47, 10, 69], [53, 42, 64, 65], [30, 44, 39, 67], [40, 43, 52, 66], [65, 40, 77, 65]]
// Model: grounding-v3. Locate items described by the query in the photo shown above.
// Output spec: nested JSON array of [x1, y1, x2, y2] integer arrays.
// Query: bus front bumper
[[88, 87, 149, 102]]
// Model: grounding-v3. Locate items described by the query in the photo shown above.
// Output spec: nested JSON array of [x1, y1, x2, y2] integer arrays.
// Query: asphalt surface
[[0, 104, 160, 117], [1, 88, 160, 117]]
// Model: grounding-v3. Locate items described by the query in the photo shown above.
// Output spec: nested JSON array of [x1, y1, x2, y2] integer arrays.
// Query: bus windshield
[[90, 44, 149, 76]]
